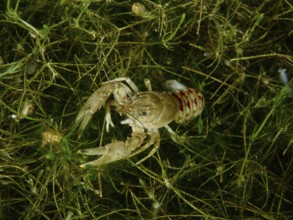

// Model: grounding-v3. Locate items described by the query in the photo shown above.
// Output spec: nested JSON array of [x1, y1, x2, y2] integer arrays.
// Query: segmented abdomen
[[171, 89, 204, 124]]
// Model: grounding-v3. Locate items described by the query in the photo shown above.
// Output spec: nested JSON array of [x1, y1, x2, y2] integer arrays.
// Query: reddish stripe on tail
[[172, 93, 184, 111]]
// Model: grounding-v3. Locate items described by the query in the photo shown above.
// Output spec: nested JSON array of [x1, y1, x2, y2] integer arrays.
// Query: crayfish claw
[[78, 141, 131, 168]]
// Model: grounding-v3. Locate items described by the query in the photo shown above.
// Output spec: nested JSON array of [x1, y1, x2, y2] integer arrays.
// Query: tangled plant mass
[[0, 0, 292, 219]]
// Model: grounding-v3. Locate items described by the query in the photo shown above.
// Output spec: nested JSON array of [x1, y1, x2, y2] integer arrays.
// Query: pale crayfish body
[[75, 77, 204, 168]]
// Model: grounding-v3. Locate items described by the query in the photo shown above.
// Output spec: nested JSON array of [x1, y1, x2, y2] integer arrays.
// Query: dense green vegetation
[[0, 0, 292, 219]]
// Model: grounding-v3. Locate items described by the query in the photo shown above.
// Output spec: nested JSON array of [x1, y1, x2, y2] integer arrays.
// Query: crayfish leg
[[134, 129, 160, 165], [102, 77, 139, 93]]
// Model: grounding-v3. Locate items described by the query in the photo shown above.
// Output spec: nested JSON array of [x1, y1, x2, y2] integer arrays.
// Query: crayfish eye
[[140, 111, 147, 116]]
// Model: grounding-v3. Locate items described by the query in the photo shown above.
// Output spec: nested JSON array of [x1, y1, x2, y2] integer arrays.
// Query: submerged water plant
[[0, 0, 292, 219]]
